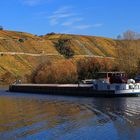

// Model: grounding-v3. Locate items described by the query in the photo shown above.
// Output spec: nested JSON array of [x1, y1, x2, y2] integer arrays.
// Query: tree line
[[117, 30, 140, 40], [30, 58, 114, 84], [115, 30, 140, 77]]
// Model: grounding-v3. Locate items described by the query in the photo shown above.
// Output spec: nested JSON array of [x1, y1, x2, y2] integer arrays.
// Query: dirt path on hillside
[[0, 52, 114, 59]]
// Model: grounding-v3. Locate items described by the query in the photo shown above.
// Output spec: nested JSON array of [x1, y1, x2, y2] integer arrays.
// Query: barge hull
[[9, 84, 139, 97]]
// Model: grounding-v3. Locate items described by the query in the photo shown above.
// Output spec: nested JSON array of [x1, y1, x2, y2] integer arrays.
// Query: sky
[[0, 0, 140, 38]]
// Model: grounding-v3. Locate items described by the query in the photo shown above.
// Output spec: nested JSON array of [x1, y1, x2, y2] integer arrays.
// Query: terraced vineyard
[[0, 30, 140, 84]]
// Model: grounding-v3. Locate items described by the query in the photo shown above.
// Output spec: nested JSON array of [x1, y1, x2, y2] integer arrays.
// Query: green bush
[[55, 39, 74, 58], [46, 32, 56, 35], [18, 38, 26, 43]]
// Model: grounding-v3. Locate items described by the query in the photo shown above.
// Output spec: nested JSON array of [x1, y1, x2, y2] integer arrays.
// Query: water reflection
[[0, 90, 140, 140]]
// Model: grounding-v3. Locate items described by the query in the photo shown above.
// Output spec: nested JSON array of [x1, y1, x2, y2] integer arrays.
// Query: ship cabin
[[96, 72, 127, 84]]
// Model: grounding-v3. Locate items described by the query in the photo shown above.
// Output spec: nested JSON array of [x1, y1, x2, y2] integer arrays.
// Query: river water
[[0, 89, 140, 140]]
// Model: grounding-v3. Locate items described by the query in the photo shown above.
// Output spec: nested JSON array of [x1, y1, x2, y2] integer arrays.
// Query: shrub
[[18, 38, 26, 42], [1, 72, 16, 84], [77, 58, 113, 80], [31, 58, 113, 84], [46, 32, 56, 35], [55, 39, 74, 58], [33, 60, 78, 84]]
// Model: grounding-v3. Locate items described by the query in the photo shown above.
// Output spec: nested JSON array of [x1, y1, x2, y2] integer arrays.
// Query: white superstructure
[[92, 77, 140, 95]]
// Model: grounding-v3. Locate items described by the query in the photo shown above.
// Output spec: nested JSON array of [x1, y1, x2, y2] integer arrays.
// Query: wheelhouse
[[96, 72, 126, 79], [96, 72, 127, 84]]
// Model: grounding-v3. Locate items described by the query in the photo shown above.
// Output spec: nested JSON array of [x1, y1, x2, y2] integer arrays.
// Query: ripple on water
[[0, 91, 140, 140]]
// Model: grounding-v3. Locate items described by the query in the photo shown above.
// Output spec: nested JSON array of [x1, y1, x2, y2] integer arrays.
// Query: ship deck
[[9, 84, 140, 97]]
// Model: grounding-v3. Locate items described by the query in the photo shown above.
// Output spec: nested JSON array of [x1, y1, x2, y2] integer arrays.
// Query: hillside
[[0, 30, 140, 84], [43, 34, 117, 57]]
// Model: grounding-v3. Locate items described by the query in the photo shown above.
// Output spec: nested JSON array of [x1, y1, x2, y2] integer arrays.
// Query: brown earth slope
[[0, 30, 140, 84]]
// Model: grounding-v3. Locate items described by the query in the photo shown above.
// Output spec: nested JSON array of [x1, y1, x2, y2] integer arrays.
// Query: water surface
[[0, 89, 140, 140]]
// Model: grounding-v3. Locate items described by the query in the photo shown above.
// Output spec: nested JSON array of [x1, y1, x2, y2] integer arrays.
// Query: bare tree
[[116, 30, 140, 40], [115, 39, 140, 77], [122, 30, 137, 40]]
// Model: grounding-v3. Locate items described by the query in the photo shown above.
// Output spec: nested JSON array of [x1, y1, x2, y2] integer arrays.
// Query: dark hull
[[9, 84, 139, 97]]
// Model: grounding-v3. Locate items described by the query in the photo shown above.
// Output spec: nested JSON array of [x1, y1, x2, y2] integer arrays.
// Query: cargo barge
[[9, 72, 140, 97]]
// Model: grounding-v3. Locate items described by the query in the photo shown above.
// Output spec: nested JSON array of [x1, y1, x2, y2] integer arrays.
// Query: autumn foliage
[[77, 58, 113, 80], [116, 40, 140, 77], [33, 60, 78, 84], [32, 58, 114, 84], [2, 30, 140, 85]]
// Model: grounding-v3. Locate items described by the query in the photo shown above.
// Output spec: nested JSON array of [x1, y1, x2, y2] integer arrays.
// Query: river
[[0, 89, 140, 140]]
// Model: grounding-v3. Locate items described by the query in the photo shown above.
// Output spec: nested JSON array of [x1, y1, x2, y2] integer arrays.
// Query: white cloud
[[74, 24, 103, 30], [48, 6, 76, 26], [49, 13, 74, 19], [48, 6, 103, 32], [50, 18, 58, 26], [49, 13, 74, 26], [61, 18, 83, 26], [53, 6, 73, 14]]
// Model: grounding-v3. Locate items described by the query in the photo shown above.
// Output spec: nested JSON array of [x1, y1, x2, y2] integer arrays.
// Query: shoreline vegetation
[[0, 30, 140, 85], [30, 58, 113, 84]]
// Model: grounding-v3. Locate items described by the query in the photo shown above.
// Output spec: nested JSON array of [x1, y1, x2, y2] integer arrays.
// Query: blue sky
[[0, 0, 140, 38]]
